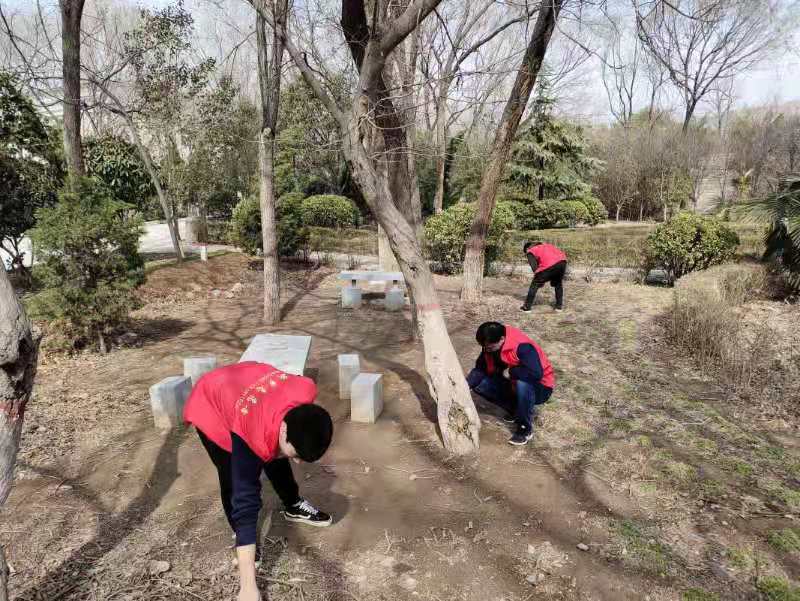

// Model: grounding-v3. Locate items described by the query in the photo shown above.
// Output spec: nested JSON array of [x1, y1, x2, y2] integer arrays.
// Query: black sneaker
[[283, 499, 332, 527], [520, 305, 532, 313], [554, 305, 564, 312], [508, 428, 533, 446], [502, 413, 516, 423]]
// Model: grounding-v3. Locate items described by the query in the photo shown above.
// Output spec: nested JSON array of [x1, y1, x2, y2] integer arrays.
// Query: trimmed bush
[[522, 199, 572, 230], [578, 195, 608, 225], [28, 177, 144, 352], [228, 195, 261, 255], [300, 194, 359, 228], [497, 200, 529, 224], [277, 192, 309, 257], [562, 200, 590, 225], [229, 193, 310, 257], [643, 212, 739, 284], [424, 202, 514, 274]]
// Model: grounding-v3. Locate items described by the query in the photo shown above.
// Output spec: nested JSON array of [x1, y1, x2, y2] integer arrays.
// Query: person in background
[[184, 362, 334, 601], [466, 321, 555, 445], [520, 241, 568, 312]]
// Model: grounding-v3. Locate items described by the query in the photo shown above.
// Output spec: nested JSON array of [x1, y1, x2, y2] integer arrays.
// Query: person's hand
[[237, 584, 262, 601]]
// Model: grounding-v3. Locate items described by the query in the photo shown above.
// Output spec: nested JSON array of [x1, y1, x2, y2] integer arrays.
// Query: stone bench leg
[[338, 354, 360, 400], [184, 355, 217, 387], [149, 376, 192, 430], [351, 373, 384, 423], [341, 282, 362, 309]]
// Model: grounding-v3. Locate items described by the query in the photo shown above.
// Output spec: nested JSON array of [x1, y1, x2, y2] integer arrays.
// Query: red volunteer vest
[[527, 243, 567, 273], [183, 362, 316, 462], [484, 326, 555, 389]]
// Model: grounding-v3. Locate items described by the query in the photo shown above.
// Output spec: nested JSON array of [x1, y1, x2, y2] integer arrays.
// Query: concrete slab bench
[[337, 271, 406, 311], [239, 333, 312, 376]]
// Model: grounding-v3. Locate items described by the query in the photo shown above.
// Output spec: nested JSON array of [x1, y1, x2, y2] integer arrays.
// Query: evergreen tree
[[503, 73, 598, 203]]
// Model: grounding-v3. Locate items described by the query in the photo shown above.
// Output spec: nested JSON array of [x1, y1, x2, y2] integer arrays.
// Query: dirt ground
[[3, 253, 799, 601]]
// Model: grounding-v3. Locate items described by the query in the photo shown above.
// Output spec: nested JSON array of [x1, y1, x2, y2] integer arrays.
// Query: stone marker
[[183, 355, 217, 387], [341, 285, 362, 309], [239, 334, 312, 376], [384, 286, 404, 312], [338, 354, 360, 400], [351, 373, 383, 423], [149, 375, 192, 430], [200, 245, 208, 262]]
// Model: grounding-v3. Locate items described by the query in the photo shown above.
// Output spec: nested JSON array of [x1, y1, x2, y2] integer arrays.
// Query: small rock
[[526, 574, 542, 585], [576, 543, 590, 552], [230, 282, 244, 295], [380, 556, 396, 568], [465, 521, 473, 532], [398, 575, 417, 591], [149, 560, 171, 575], [721, 521, 728, 526], [523, 522, 530, 527], [578, 511, 587, 519]]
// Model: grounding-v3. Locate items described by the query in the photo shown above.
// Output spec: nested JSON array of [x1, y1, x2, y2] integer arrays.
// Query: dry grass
[[668, 263, 794, 403]]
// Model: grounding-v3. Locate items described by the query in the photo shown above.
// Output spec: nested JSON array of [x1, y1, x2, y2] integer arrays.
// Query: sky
[[3, 0, 799, 120]]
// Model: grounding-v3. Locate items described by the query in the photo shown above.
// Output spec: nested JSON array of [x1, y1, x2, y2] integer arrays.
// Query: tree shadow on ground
[[13, 427, 188, 601], [126, 317, 194, 346]]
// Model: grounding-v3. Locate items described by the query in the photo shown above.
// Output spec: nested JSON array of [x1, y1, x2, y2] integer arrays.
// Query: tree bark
[[460, 1, 563, 302], [256, 4, 286, 325], [433, 84, 449, 214], [92, 81, 184, 262], [0, 268, 41, 600], [59, 0, 86, 179]]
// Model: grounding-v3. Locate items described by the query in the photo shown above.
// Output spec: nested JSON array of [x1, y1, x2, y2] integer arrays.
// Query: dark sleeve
[[475, 352, 487, 372], [526, 253, 539, 272], [509, 344, 543, 383], [230, 432, 264, 547]]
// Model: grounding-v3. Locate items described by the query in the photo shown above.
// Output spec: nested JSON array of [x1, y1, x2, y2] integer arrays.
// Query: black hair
[[476, 321, 506, 346], [284, 404, 333, 462], [523, 240, 541, 252]]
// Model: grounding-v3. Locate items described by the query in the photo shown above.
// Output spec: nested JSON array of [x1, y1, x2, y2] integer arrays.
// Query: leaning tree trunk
[[59, 0, 86, 179], [344, 123, 480, 453], [0, 268, 41, 600], [460, 1, 563, 302], [256, 4, 287, 325], [92, 80, 184, 261]]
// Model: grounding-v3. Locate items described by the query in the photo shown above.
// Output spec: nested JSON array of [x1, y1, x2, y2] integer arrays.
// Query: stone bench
[[239, 334, 312, 376], [149, 376, 192, 430], [337, 271, 405, 311]]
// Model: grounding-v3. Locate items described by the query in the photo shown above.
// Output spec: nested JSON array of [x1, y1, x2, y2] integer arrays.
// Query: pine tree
[[503, 73, 598, 203]]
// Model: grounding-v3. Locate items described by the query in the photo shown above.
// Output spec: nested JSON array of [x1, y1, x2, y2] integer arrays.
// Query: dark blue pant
[[468, 369, 552, 432]]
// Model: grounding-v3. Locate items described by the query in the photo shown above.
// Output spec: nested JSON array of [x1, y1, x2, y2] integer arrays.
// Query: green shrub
[[521, 199, 572, 229], [228, 195, 262, 255], [277, 192, 309, 257], [562, 200, 590, 225], [28, 177, 144, 352], [497, 200, 529, 224], [643, 212, 740, 284], [578, 195, 608, 225], [300, 194, 359, 228], [424, 202, 514, 273], [757, 577, 800, 601], [229, 193, 310, 257]]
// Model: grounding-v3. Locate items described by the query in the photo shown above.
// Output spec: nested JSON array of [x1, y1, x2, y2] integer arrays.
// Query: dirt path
[[3, 254, 798, 601]]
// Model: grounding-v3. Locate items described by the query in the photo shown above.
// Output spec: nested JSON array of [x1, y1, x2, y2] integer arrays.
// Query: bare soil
[[3, 253, 798, 601]]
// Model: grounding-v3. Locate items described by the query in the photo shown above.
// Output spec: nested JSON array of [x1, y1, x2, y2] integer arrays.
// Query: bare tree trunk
[[616, 204, 622, 221], [59, 0, 86, 179], [0, 268, 41, 600], [433, 86, 449, 214], [256, 4, 286, 325], [92, 81, 184, 262], [461, 1, 563, 302]]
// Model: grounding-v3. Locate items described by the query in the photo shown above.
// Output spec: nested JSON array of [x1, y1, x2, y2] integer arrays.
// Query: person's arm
[[230, 433, 265, 601], [526, 253, 539, 273], [509, 344, 544, 383]]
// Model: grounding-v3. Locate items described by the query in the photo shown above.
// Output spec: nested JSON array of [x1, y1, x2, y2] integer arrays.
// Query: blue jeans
[[468, 369, 552, 432]]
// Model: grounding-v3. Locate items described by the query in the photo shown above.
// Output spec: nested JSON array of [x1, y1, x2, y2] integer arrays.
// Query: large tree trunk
[[344, 122, 480, 453], [460, 1, 562, 302], [256, 4, 286, 325], [59, 0, 86, 179], [0, 268, 41, 600]]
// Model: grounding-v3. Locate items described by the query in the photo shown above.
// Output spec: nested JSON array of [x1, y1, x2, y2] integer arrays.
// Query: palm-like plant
[[747, 175, 800, 290]]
